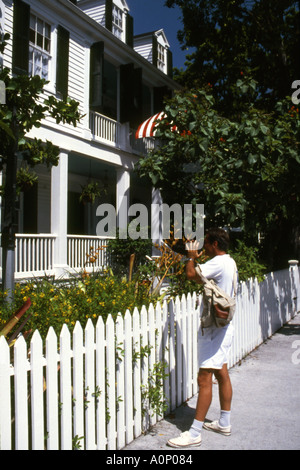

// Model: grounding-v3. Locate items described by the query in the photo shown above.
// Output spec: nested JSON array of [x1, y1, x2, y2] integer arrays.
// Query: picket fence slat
[[132, 307, 142, 438], [0, 338, 11, 449], [60, 325, 72, 450], [30, 332, 45, 450], [46, 327, 59, 450], [95, 316, 106, 450], [116, 314, 125, 450], [0, 267, 299, 450], [124, 310, 133, 445], [14, 337, 29, 450], [72, 322, 85, 449], [85, 319, 96, 450], [169, 298, 177, 411], [106, 315, 116, 450]]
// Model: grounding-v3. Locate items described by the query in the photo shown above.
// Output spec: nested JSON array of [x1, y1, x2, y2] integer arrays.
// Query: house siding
[[78, 1, 106, 26], [134, 40, 153, 63]]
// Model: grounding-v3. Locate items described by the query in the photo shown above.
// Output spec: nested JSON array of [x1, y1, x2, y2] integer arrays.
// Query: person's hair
[[206, 227, 230, 252]]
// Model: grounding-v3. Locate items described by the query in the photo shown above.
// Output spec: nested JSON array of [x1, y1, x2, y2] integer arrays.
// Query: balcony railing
[[130, 131, 156, 155], [89, 110, 155, 156], [90, 111, 120, 145]]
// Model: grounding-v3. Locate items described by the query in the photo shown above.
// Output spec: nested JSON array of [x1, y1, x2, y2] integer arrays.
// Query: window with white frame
[[112, 5, 123, 39], [29, 14, 51, 80], [157, 43, 165, 72]]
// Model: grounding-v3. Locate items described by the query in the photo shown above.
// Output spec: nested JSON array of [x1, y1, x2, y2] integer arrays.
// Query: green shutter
[[56, 25, 69, 99], [90, 41, 104, 111], [12, 0, 30, 75], [152, 35, 158, 68], [126, 14, 134, 48], [105, 0, 113, 31], [167, 49, 173, 78]]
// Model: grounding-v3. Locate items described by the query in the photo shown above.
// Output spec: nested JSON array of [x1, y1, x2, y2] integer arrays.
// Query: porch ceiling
[[69, 154, 116, 180]]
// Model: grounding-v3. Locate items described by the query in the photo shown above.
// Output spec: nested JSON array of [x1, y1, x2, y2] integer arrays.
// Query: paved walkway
[[124, 312, 300, 451]]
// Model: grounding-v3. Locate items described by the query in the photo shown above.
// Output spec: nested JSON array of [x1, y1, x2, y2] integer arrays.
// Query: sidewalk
[[124, 312, 300, 451]]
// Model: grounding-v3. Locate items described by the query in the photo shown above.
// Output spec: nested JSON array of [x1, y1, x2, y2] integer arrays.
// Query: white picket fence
[[0, 267, 299, 450]]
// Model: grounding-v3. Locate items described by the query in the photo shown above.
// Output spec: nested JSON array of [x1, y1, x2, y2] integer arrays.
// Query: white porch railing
[[89, 111, 120, 145], [0, 267, 299, 450], [0, 234, 114, 280], [67, 235, 113, 271], [14, 234, 56, 278]]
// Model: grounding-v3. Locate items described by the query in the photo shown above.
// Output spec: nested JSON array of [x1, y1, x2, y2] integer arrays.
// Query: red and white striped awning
[[135, 111, 166, 139]]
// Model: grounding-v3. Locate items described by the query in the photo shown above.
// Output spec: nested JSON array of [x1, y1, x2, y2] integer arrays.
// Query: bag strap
[[195, 260, 238, 298]]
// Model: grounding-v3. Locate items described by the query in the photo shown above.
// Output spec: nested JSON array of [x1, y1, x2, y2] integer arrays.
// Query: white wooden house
[[0, 0, 179, 280]]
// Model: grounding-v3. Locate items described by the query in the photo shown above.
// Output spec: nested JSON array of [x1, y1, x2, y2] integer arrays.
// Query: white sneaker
[[167, 431, 202, 448], [203, 420, 231, 436]]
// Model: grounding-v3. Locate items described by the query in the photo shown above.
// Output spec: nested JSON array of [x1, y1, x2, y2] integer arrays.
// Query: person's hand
[[185, 240, 203, 260]]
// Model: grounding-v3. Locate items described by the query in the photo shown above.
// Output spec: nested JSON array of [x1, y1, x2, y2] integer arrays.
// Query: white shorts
[[198, 323, 234, 370]]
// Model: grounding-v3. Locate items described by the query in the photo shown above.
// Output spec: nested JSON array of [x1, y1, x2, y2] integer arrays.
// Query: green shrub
[[0, 271, 154, 340], [229, 240, 267, 282], [107, 228, 152, 277]]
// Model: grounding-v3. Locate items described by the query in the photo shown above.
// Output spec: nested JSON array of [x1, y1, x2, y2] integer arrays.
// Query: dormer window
[[77, 0, 133, 46], [112, 4, 123, 39], [133, 29, 173, 77]]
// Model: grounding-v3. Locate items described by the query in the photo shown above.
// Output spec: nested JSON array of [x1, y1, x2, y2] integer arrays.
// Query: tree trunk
[[1, 107, 18, 303]]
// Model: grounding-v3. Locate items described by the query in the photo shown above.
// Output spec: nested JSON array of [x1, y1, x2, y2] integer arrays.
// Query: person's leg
[[203, 364, 232, 435], [194, 368, 214, 421], [188, 368, 214, 438], [167, 368, 213, 447], [214, 363, 232, 411]]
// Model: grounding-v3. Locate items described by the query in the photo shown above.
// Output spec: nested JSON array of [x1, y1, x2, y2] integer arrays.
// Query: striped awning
[[135, 111, 166, 139]]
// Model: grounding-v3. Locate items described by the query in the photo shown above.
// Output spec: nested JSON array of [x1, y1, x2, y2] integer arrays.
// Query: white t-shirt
[[196, 254, 238, 297]]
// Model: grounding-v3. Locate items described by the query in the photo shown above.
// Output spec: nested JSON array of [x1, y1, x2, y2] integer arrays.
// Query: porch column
[[51, 150, 69, 277], [116, 168, 130, 236]]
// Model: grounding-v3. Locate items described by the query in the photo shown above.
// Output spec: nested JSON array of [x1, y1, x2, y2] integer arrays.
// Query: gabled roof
[[134, 29, 170, 48], [114, 0, 130, 12]]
